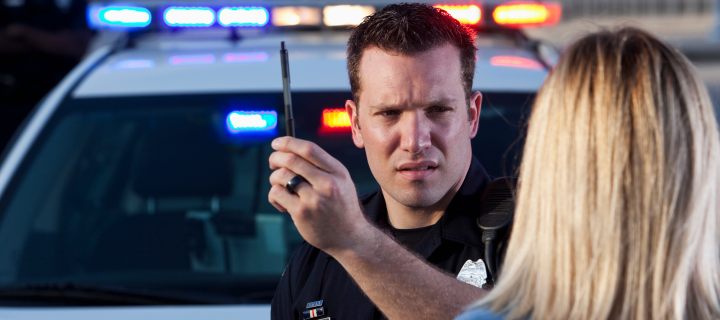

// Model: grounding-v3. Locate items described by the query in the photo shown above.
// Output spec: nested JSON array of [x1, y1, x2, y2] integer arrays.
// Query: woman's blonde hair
[[477, 27, 720, 319]]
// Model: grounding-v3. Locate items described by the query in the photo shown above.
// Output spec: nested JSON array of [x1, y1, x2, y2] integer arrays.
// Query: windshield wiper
[[0, 282, 219, 306]]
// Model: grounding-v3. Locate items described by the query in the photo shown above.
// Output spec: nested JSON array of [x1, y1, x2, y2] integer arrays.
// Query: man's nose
[[399, 112, 431, 154]]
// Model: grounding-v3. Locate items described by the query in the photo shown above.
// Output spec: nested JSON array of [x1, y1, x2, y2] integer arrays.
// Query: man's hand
[[268, 136, 371, 255]]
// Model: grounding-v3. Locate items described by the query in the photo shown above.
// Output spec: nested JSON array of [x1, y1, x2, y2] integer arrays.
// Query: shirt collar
[[360, 156, 492, 249]]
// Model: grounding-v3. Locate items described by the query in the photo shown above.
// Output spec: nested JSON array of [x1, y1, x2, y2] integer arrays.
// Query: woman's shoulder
[[454, 307, 507, 320]]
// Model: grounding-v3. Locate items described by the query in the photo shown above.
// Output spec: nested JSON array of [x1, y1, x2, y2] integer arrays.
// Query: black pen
[[280, 41, 307, 194], [280, 41, 295, 137]]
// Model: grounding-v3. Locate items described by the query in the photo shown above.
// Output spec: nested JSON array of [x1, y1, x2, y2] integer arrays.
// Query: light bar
[[168, 54, 215, 65], [226, 111, 278, 133], [322, 109, 351, 130], [89, 6, 152, 28], [223, 52, 269, 63], [492, 3, 561, 28], [435, 5, 481, 25], [272, 6, 321, 26], [323, 5, 375, 26], [218, 7, 269, 27], [164, 7, 215, 27], [490, 56, 544, 70], [113, 59, 155, 69]]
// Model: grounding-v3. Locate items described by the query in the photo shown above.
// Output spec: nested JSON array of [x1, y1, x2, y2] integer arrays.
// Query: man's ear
[[346, 100, 364, 148], [468, 91, 482, 139]]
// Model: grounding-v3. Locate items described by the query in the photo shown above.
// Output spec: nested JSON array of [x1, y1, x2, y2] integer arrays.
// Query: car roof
[[72, 31, 548, 98]]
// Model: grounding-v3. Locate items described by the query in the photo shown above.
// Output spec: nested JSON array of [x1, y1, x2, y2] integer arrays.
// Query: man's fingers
[[272, 137, 342, 173], [269, 167, 310, 190], [269, 198, 288, 212], [269, 151, 332, 188], [268, 184, 298, 213], [269, 168, 317, 204], [269, 167, 293, 187], [268, 182, 315, 219]]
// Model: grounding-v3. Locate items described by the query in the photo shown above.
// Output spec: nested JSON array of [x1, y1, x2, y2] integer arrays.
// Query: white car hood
[[0, 305, 270, 320]]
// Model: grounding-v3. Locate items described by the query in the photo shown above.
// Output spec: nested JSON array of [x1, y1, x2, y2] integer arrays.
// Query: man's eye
[[380, 110, 400, 116], [430, 107, 450, 113]]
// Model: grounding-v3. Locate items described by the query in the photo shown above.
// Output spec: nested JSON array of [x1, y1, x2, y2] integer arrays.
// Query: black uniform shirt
[[271, 156, 492, 320]]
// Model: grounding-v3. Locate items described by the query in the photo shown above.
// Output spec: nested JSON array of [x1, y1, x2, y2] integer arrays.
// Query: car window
[[0, 91, 532, 306]]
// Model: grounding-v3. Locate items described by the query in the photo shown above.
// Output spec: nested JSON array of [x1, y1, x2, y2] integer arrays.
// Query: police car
[[0, 1, 557, 319]]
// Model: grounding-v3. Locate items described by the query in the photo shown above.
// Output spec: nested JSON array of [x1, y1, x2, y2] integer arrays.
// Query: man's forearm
[[329, 226, 487, 320]]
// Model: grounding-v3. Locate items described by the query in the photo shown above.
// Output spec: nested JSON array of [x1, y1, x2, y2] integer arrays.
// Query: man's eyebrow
[[422, 97, 457, 108], [367, 98, 459, 111], [367, 103, 399, 111]]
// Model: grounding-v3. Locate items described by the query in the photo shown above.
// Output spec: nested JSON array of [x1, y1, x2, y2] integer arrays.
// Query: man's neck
[[382, 154, 473, 229]]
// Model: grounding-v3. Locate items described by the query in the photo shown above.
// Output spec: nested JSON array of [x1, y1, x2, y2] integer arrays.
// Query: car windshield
[[0, 91, 532, 306]]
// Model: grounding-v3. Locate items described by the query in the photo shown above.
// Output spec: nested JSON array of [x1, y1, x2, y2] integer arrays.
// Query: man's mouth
[[397, 161, 438, 180], [400, 166, 432, 171]]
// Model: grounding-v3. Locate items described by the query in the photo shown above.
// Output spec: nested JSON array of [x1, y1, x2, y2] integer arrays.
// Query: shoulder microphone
[[477, 177, 517, 288]]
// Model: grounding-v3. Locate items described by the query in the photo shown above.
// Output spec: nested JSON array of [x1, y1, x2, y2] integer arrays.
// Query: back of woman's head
[[480, 27, 720, 320]]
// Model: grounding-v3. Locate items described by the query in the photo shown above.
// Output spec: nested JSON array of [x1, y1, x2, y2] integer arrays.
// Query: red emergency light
[[492, 2, 561, 28], [320, 108, 351, 133], [434, 4, 482, 25]]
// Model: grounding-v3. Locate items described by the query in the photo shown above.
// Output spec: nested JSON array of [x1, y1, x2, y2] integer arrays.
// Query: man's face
[[346, 44, 481, 208]]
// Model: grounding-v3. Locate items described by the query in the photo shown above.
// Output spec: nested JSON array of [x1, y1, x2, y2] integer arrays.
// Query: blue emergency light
[[226, 111, 278, 133], [88, 6, 152, 28], [218, 7, 269, 27], [164, 7, 215, 27]]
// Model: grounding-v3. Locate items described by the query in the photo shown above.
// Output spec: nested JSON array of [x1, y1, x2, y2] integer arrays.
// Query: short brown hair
[[346, 3, 477, 105]]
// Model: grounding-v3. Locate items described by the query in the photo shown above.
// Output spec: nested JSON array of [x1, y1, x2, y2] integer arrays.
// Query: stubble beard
[[384, 179, 452, 209]]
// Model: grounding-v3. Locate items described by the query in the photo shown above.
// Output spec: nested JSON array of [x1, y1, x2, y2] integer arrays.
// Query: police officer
[[0, 0, 91, 149], [269, 4, 490, 320]]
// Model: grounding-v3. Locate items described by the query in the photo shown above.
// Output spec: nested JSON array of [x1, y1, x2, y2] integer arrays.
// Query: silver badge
[[456, 259, 487, 288]]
